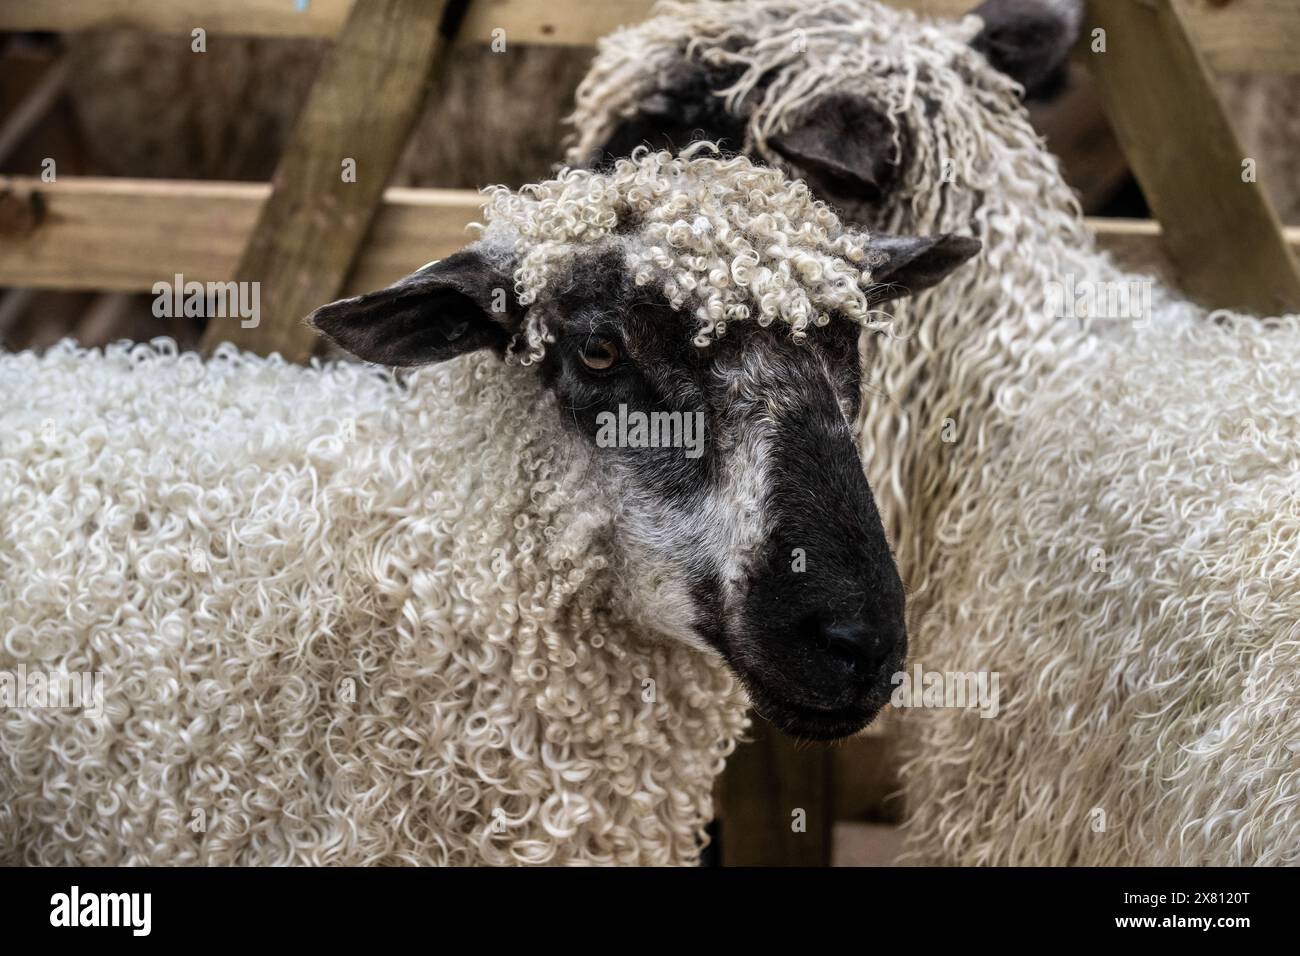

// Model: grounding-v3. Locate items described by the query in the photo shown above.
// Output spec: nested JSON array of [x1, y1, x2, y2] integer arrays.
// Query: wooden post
[[1084, 0, 1300, 315], [716, 718, 831, 866], [199, 0, 467, 360]]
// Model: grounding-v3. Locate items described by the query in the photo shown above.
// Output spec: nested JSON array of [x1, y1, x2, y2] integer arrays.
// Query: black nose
[[821, 620, 895, 678]]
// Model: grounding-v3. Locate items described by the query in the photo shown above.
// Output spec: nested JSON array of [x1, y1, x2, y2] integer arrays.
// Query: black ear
[[970, 0, 1082, 100], [866, 233, 981, 304], [307, 245, 521, 367], [767, 94, 903, 204]]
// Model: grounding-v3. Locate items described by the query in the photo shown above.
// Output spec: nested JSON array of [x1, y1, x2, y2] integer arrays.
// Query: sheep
[[0, 147, 976, 865], [568, 0, 1300, 864]]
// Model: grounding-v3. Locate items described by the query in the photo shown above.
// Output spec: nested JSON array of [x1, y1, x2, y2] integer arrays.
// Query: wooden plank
[[1084, 0, 1300, 315], [0, 178, 455, 294], [0, 1, 1295, 71], [0, 0, 655, 46], [715, 717, 831, 866], [1177, 0, 1300, 74], [0, 0, 353, 38], [0, 178, 480, 295], [4, 179, 1298, 294], [458, 0, 660, 46], [198, 0, 462, 360]]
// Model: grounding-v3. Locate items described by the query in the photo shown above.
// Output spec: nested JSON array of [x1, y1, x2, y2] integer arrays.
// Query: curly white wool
[[571, 0, 1300, 864], [903, 304, 1300, 866], [830, 5, 1300, 866], [0, 339, 748, 865], [482, 146, 886, 357]]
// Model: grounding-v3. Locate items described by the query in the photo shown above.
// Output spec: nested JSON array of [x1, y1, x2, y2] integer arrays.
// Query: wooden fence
[[6, 177, 1294, 295]]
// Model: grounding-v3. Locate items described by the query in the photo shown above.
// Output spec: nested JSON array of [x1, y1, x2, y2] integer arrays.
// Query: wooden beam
[[198, 0, 462, 360], [4, 178, 1298, 295], [1084, 0, 1300, 315], [0, 178, 476, 294], [0, 0, 656, 46], [0, 0, 359, 37], [715, 717, 832, 866], [1176, 0, 1300, 74], [0, 1, 1295, 71]]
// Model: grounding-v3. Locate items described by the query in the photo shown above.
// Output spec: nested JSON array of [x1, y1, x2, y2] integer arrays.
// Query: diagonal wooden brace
[[1084, 0, 1300, 315], [200, 0, 467, 360]]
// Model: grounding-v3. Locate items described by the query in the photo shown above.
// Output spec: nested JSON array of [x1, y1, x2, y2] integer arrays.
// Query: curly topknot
[[481, 145, 889, 358]]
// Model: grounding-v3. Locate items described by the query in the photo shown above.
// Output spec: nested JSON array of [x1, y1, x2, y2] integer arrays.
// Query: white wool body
[[0, 340, 747, 865], [572, 0, 1300, 864], [835, 10, 1300, 867], [0, 148, 892, 866]]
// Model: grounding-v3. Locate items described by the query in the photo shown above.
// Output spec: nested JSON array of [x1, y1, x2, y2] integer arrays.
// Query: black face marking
[[593, 60, 749, 169], [736, 365, 905, 739], [688, 565, 727, 650], [540, 246, 722, 503], [971, 0, 1080, 100], [593, 62, 909, 229], [538, 247, 868, 501]]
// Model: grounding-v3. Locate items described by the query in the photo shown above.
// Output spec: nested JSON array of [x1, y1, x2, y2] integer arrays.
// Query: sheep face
[[308, 237, 976, 741], [570, 0, 1081, 230], [531, 243, 906, 741]]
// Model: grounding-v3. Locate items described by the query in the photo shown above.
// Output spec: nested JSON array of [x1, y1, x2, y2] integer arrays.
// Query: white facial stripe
[[703, 418, 774, 602], [599, 406, 775, 652]]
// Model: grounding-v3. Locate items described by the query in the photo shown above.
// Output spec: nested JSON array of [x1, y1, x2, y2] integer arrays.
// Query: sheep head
[[308, 149, 978, 740], [568, 0, 1081, 228]]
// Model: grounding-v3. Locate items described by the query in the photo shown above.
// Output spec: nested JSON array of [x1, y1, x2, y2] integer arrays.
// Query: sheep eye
[[579, 338, 621, 371]]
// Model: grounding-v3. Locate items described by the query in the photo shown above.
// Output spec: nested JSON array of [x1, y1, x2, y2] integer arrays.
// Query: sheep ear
[[767, 94, 902, 203], [969, 0, 1082, 100], [307, 246, 521, 367], [866, 233, 981, 304]]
